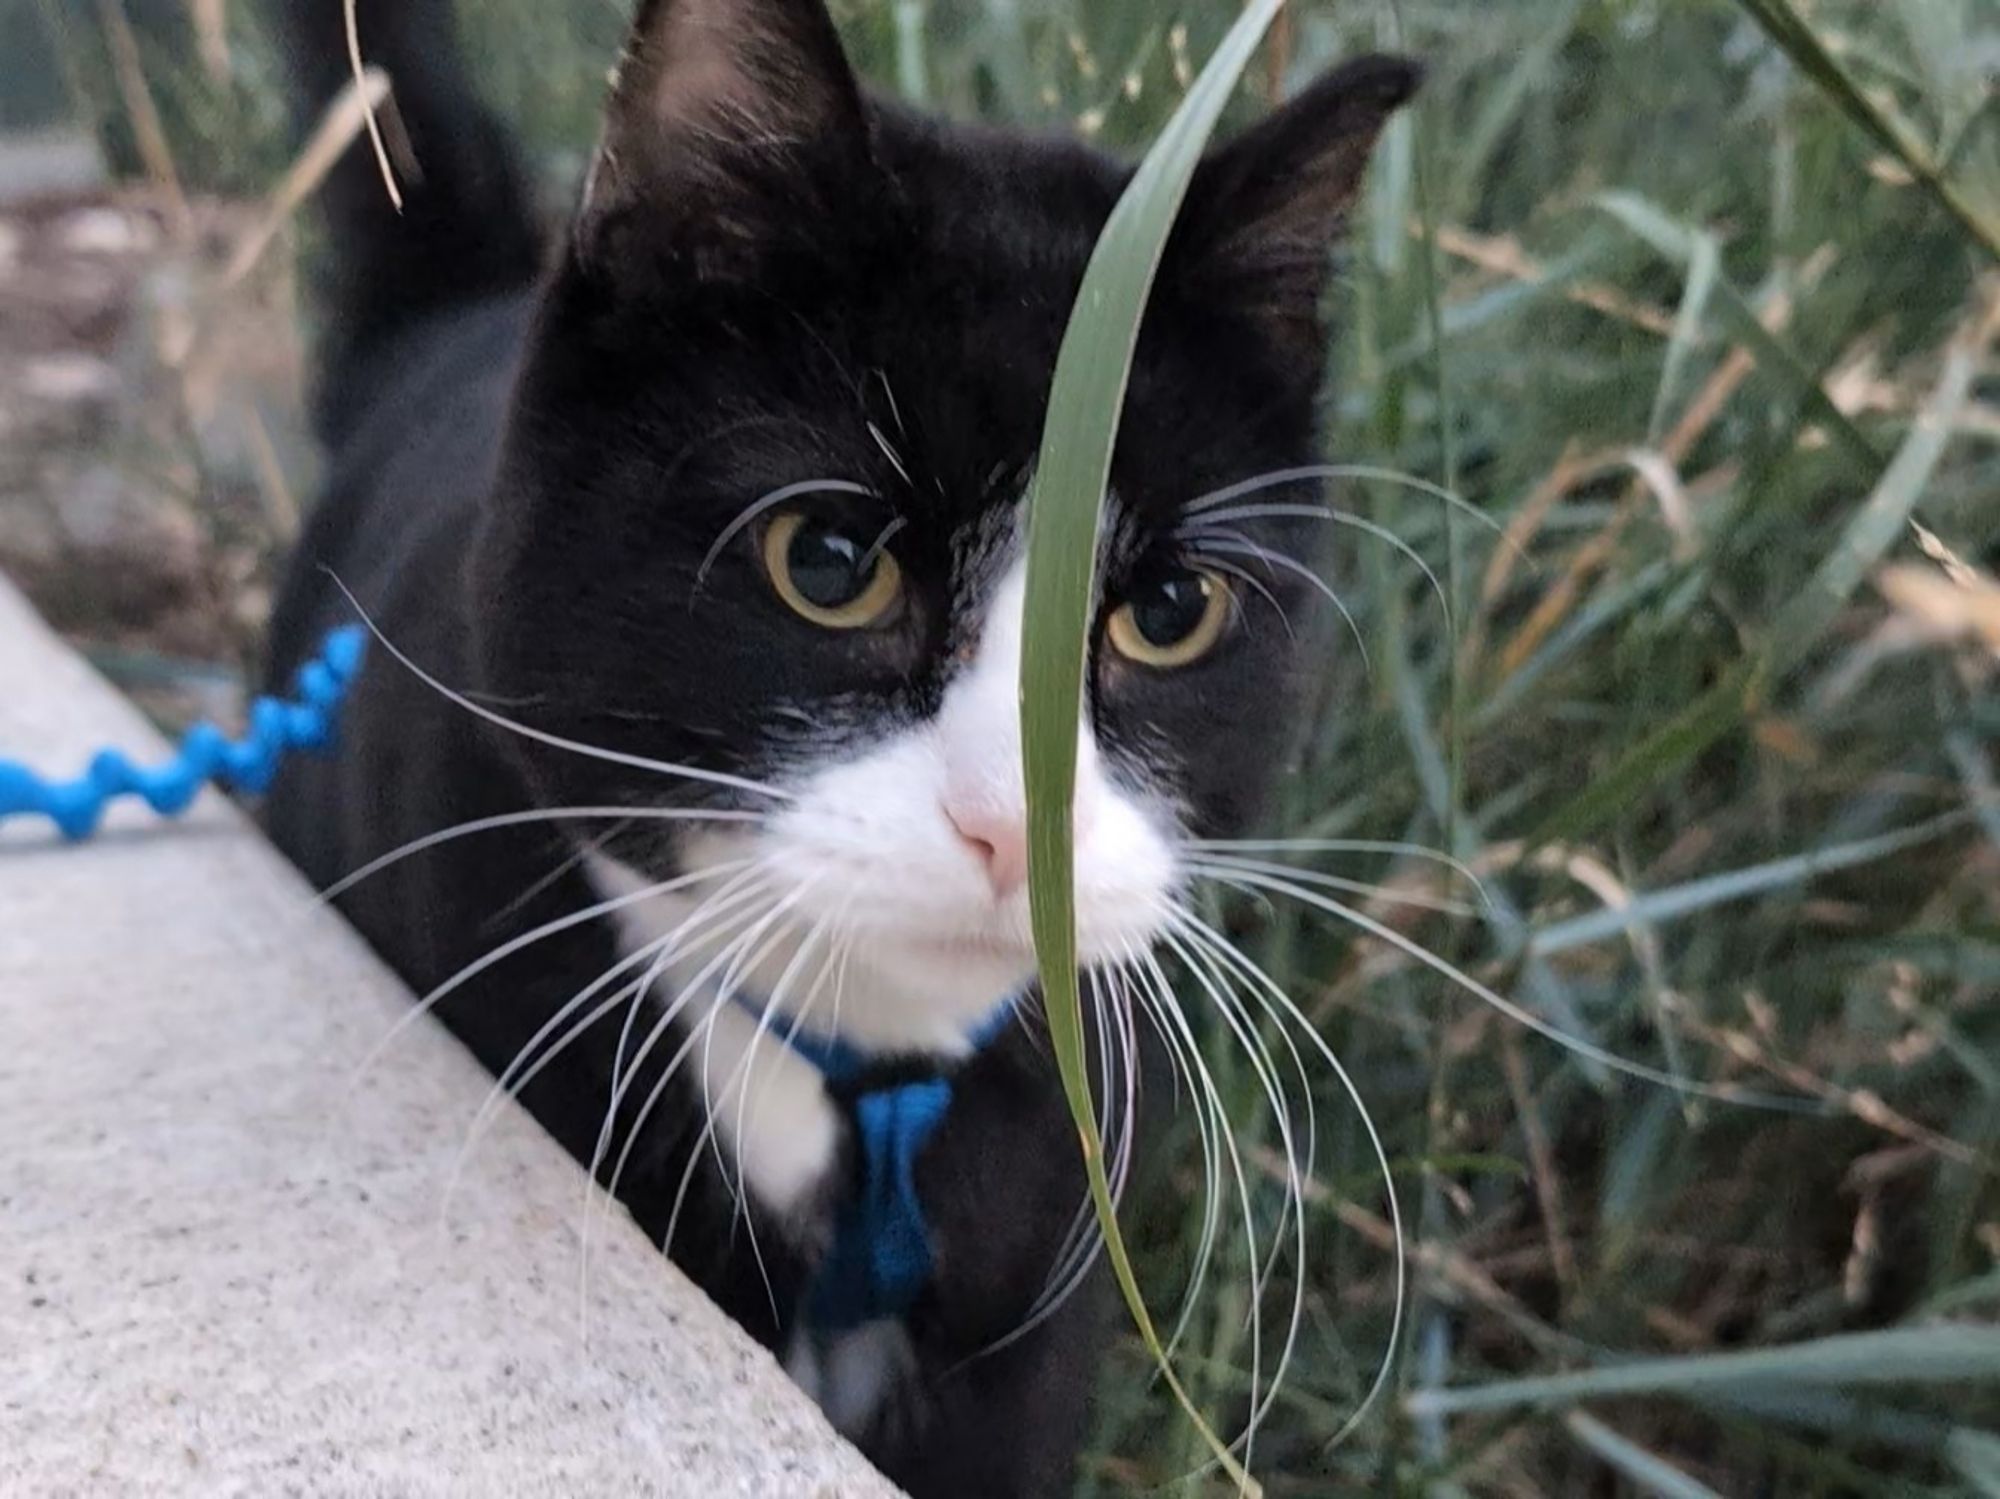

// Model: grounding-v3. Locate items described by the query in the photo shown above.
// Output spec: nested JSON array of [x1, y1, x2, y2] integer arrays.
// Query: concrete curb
[[0, 578, 898, 1496]]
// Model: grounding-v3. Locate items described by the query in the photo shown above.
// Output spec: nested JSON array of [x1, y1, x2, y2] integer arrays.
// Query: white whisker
[[443, 861, 765, 1220], [1149, 926, 1299, 1461], [576, 882, 815, 1336], [318, 805, 765, 904], [1178, 504, 1453, 634], [696, 478, 877, 581], [1205, 866, 1806, 1110], [1188, 854, 1482, 919], [327, 575, 790, 803], [341, 862, 742, 1115], [1167, 906, 1405, 1451], [1182, 463, 1520, 563], [1185, 837, 1495, 909], [1187, 530, 1365, 667]]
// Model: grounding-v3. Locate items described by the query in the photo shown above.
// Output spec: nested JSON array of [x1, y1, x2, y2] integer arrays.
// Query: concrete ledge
[[0, 579, 896, 1496]]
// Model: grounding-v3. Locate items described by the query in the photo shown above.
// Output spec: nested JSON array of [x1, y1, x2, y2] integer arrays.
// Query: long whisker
[[1165, 914, 1342, 1455], [1122, 950, 1225, 1365], [986, 962, 1152, 1363], [1133, 944, 1264, 1443], [598, 883, 810, 1206], [588, 865, 778, 1171], [1206, 866, 1812, 1110], [318, 805, 765, 904], [341, 862, 740, 1112], [1187, 854, 1483, 919], [734, 906, 853, 1219], [1186, 532, 1366, 669], [1167, 906, 1406, 1451], [327, 573, 790, 803], [575, 890, 804, 1339], [723, 908, 841, 1217], [1037, 969, 1137, 1307], [1186, 837, 1496, 909], [637, 895, 827, 1323], [697, 478, 878, 581], [484, 822, 628, 934], [1179, 546, 1297, 639], [443, 862, 766, 1216], [607, 880, 825, 1248], [1177, 505, 1453, 634], [1150, 925, 1300, 1459], [1182, 463, 1520, 561], [708, 908, 840, 1327]]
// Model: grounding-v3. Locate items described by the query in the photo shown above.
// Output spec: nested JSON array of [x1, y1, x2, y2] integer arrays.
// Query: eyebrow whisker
[[696, 478, 878, 583]]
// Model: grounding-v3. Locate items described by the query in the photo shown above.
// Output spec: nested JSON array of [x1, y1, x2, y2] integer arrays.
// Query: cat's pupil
[[788, 519, 875, 608], [1130, 571, 1212, 647]]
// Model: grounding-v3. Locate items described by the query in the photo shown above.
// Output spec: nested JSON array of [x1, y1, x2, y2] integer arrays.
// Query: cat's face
[[474, 0, 1415, 1048]]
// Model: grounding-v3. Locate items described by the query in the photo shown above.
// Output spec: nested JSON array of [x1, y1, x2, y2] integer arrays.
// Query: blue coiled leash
[[0, 625, 366, 840]]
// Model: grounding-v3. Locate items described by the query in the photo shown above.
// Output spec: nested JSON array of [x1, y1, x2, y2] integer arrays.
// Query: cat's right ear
[[573, 0, 877, 288]]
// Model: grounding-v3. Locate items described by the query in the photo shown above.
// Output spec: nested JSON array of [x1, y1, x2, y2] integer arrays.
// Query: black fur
[[262, 3, 1414, 1492]]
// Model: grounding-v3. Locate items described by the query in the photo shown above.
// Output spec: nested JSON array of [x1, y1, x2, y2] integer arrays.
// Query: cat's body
[[263, 1, 1413, 1491]]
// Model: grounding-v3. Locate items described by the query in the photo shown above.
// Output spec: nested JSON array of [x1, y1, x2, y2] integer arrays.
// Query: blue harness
[[739, 996, 1013, 1334]]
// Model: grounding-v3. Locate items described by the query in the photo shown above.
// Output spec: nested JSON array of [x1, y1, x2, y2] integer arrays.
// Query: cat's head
[[474, 0, 1416, 1050]]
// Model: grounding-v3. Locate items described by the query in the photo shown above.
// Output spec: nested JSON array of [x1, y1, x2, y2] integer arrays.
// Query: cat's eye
[[761, 510, 904, 629], [1106, 568, 1232, 668]]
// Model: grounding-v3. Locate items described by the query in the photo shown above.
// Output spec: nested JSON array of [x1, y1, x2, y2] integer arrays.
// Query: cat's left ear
[[573, 0, 878, 288], [1169, 54, 1422, 359]]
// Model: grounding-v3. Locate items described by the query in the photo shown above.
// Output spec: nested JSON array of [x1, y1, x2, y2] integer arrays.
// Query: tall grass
[[51, 0, 2000, 1491]]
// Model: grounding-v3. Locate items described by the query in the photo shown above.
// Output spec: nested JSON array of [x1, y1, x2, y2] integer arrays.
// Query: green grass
[[48, 0, 2000, 1491]]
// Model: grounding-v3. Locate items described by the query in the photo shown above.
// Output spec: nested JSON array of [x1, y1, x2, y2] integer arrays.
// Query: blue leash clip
[[0, 625, 366, 841]]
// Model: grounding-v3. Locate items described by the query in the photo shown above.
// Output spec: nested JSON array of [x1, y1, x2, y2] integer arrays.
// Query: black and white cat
[[263, 0, 1415, 1491]]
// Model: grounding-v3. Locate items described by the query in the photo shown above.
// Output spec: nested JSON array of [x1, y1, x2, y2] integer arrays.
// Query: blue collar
[[735, 996, 1013, 1335]]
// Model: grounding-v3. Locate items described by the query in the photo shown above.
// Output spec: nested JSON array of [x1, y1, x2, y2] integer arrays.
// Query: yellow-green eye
[[762, 510, 903, 628], [1107, 568, 1231, 668]]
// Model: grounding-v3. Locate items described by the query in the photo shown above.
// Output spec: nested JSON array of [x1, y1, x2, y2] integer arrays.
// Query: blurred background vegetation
[[4, 0, 1998, 1492]]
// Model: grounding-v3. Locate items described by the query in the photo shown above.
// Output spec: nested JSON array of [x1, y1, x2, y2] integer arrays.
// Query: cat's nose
[[944, 801, 1030, 899]]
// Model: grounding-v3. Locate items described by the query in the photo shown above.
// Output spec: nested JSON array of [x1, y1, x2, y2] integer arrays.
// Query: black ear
[[1171, 54, 1421, 359], [575, 0, 876, 284]]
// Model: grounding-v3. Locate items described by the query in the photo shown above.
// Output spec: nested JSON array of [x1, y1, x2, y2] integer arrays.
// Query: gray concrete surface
[[0, 578, 898, 1496]]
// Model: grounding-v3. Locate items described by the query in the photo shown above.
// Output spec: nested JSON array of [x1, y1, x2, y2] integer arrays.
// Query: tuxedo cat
[[262, 0, 1415, 1491]]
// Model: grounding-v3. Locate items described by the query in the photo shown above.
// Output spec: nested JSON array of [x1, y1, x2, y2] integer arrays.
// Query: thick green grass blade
[[1948, 1429, 2000, 1497], [1562, 1411, 1726, 1499], [1405, 1325, 2000, 1417], [1017, 0, 1286, 1487], [1528, 807, 1978, 956], [1731, 0, 2000, 260]]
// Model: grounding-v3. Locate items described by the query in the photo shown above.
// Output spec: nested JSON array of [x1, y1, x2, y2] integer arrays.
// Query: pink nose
[[945, 801, 1030, 899]]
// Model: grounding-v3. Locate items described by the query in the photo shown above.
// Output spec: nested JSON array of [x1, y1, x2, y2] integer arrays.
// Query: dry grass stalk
[[97, 0, 194, 242], [343, 0, 405, 211], [1428, 222, 1678, 337], [1495, 254, 1831, 678], [226, 66, 396, 286]]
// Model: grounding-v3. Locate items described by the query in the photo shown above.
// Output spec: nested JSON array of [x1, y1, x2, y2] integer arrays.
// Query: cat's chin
[[900, 927, 1033, 964]]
